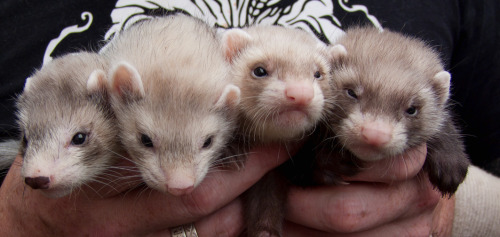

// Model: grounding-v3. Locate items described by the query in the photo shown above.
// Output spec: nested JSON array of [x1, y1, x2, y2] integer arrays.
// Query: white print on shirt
[[42, 0, 382, 62], [104, 0, 382, 44], [42, 12, 94, 65]]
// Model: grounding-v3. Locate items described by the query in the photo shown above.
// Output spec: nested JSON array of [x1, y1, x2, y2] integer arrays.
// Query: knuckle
[[322, 197, 368, 233], [181, 186, 218, 216]]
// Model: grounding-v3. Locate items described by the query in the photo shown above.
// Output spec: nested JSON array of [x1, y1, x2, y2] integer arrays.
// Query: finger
[[85, 140, 303, 198], [283, 205, 435, 237], [430, 195, 455, 237], [285, 175, 440, 233], [150, 198, 245, 237], [342, 144, 427, 183], [176, 143, 299, 214], [194, 198, 245, 237], [78, 156, 143, 199], [96, 143, 299, 233], [3, 143, 298, 235]]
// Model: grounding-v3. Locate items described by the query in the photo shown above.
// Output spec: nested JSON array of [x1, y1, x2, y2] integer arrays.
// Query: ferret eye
[[140, 134, 154, 148], [405, 106, 418, 116], [346, 89, 358, 99], [314, 71, 322, 79], [252, 67, 268, 78], [202, 135, 214, 149], [71, 133, 87, 145]]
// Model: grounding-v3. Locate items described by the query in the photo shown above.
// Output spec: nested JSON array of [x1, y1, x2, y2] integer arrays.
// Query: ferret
[[220, 25, 338, 237], [304, 27, 469, 195], [0, 139, 19, 170], [101, 14, 241, 196], [15, 52, 120, 198], [221, 26, 334, 144]]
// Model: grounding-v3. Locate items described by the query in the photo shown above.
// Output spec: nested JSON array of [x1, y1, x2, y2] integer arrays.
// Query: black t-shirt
[[1, 0, 499, 176]]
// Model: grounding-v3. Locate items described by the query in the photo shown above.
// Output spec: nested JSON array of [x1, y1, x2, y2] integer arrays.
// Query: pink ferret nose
[[360, 121, 393, 147], [285, 81, 314, 105], [165, 169, 196, 196]]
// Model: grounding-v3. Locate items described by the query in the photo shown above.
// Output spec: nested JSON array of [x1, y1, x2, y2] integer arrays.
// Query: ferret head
[[16, 53, 117, 198], [108, 60, 240, 196], [328, 27, 451, 161], [221, 26, 333, 142], [104, 16, 241, 196]]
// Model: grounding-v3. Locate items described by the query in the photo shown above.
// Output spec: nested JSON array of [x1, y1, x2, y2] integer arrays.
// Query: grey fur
[[312, 27, 469, 195], [16, 52, 119, 198], [220, 25, 335, 237], [102, 15, 240, 194], [225, 25, 333, 143], [0, 139, 19, 170]]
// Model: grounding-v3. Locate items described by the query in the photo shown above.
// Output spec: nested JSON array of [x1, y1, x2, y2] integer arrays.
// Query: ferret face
[[330, 66, 446, 160], [104, 16, 241, 196], [327, 28, 451, 161], [19, 102, 116, 198], [16, 53, 115, 198], [108, 60, 240, 196], [222, 26, 332, 142], [116, 100, 235, 195]]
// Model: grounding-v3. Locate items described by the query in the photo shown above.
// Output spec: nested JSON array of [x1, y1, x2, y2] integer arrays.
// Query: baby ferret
[[16, 52, 120, 198], [220, 25, 339, 237], [308, 27, 469, 195], [101, 14, 241, 196], [221, 25, 335, 144]]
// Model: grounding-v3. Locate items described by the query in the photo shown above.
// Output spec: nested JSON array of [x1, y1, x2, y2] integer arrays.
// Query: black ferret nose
[[25, 176, 50, 189]]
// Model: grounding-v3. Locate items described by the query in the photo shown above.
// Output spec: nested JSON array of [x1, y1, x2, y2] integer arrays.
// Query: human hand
[[0, 144, 294, 236], [283, 144, 455, 236]]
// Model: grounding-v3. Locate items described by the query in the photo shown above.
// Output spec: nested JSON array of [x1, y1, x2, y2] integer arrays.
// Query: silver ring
[[171, 223, 199, 237]]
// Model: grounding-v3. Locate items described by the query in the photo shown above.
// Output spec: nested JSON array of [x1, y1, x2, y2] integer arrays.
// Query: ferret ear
[[23, 77, 33, 92], [215, 84, 241, 109], [433, 71, 451, 104], [109, 62, 145, 101], [87, 69, 108, 94], [221, 29, 252, 62], [329, 44, 347, 61]]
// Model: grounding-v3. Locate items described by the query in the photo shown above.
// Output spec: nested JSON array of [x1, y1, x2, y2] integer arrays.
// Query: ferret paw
[[425, 155, 469, 197]]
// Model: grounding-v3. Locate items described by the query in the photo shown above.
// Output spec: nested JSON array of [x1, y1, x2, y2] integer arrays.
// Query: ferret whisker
[[99, 171, 124, 180], [102, 148, 138, 165], [400, 153, 410, 181], [134, 185, 150, 201], [255, 109, 270, 140], [121, 182, 145, 199], [217, 152, 250, 161], [284, 142, 293, 160], [81, 182, 104, 199], [106, 166, 140, 174], [115, 173, 143, 179], [380, 155, 395, 182], [211, 153, 248, 167], [206, 167, 234, 174], [146, 187, 156, 200], [92, 177, 119, 192]]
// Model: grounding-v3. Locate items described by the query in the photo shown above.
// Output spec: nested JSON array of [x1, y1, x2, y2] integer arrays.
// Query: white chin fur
[[40, 187, 73, 199], [350, 147, 391, 162], [139, 160, 207, 195]]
